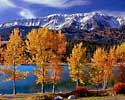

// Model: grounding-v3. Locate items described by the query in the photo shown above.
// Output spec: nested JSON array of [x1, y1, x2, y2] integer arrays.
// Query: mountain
[[0, 12, 125, 43], [0, 12, 125, 31]]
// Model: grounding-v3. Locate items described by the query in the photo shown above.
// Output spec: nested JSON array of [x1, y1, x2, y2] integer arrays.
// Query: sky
[[0, 0, 125, 23]]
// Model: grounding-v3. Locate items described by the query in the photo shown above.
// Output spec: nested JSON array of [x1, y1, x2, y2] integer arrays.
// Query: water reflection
[[0, 64, 72, 94]]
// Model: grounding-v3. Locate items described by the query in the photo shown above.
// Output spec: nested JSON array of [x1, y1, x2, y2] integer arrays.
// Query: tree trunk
[[76, 68, 80, 87], [41, 82, 45, 93], [103, 82, 108, 90], [13, 79, 16, 95], [13, 64, 16, 95], [96, 85, 99, 96], [41, 67, 45, 93], [52, 83, 56, 93], [76, 79, 80, 87], [52, 71, 56, 93]]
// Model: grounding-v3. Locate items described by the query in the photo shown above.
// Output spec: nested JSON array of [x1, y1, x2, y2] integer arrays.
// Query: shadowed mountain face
[[0, 12, 125, 43], [0, 26, 125, 45], [0, 26, 39, 40]]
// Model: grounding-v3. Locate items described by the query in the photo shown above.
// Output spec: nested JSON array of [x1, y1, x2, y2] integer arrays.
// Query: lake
[[0, 64, 74, 94]]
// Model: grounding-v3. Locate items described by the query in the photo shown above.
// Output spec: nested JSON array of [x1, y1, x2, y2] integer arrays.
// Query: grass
[[0, 93, 125, 100], [5, 96, 125, 100], [65, 96, 125, 100], [65, 97, 106, 100]]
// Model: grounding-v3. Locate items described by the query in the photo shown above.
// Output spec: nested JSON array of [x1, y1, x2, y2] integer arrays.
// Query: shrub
[[72, 86, 88, 97], [112, 82, 125, 94]]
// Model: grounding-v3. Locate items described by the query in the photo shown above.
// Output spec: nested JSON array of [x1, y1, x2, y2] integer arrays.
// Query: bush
[[72, 86, 88, 97], [112, 82, 125, 94]]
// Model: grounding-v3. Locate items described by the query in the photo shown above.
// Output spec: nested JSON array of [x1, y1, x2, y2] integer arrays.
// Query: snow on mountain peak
[[0, 12, 125, 31]]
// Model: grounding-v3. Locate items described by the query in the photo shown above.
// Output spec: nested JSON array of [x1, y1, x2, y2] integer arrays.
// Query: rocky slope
[[0, 12, 125, 43], [0, 12, 125, 31]]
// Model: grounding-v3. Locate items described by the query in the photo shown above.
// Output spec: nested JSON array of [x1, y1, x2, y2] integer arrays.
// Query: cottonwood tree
[[26, 28, 50, 93], [115, 43, 125, 82], [67, 42, 86, 87], [49, 31, 66, 93], [49, 55, 63, 93], [116, 43, 125, 64], [91, 48, 107, 90], [91, 46, 117, 90], [26, 28, 66, 93], [4, 28, 29, 95], [103, 46, 117, 88]]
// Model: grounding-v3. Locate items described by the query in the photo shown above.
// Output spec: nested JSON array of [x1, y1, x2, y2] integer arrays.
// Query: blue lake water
[[0, 64, 72, 94]]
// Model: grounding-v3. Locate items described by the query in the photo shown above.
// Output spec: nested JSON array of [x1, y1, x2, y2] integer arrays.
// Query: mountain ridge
[[0, 12, 125, 44], [0, 12, 125, 31]]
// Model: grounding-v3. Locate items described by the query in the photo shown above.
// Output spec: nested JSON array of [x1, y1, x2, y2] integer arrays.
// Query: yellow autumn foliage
[[67, 42, 86, 84]]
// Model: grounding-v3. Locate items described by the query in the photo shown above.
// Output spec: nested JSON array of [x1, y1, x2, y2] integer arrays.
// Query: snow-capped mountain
[[0, 12, 125, 31]]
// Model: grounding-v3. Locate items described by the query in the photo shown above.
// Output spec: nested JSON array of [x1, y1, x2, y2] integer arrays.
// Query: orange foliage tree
[[91, 48, 107, 90], [101, 46, 117, 89], [26, 28, 50, 93], [3, 28, 29, 95], [67, 42, 87, 87], [115, 43, 125, 82], [26, 28, 66, 93], [91, 46, 117, 89], [49, 55, 64, 93], [49, 31, 66, 93]]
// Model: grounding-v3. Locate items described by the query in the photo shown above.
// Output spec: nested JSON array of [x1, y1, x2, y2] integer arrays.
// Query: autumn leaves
[[67, 41, 125, 91], [26, 28, 66, 93], [0, 27, 125, 95], [67, 43, 86, 87], [0, 28, 66, 94], [91, 44, 125, 89], [2, 29, 29, 94]]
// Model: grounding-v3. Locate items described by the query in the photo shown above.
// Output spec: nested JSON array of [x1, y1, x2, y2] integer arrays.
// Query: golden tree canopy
[[91, 48, 107, 86], [67, 42, 86, 82], [4, 28, 26, 66], [26, 27, 66, 84], [116, 43, 125, 63]]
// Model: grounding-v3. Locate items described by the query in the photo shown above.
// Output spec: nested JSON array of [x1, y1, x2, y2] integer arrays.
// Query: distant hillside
[[0, 12, 125, 44]]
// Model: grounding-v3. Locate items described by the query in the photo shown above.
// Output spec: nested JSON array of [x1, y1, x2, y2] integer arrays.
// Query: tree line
[[67, 41, 125, 91], [0, 28, 125, 95]]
